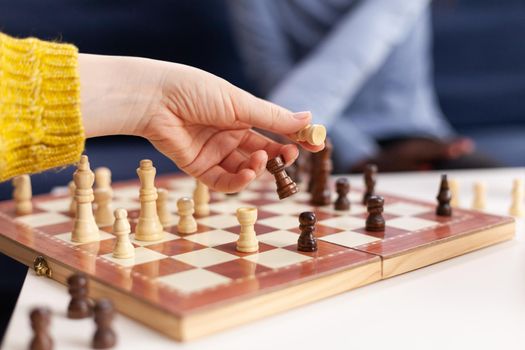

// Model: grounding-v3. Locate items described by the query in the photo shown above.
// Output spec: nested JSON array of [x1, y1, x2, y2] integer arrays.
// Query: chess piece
[[29, 307, 52, 350], [135, 160, 164, 241], [94, 167, 112, 191], [287, 157, 303, 184], [236, 207, 258, 252], [449, 178, 460, 208], [509, 178, 524, 217], [112, 209, 134, 259], [94, 188, 114, 227], [12, 174, 32, 215], [292, 124, 327, 146], [298, 211, 317, 252], [436, 174, 452, 216], [362, 164, 377, 205], [68, 180, 77, 215], [311, 138, 333, 206], [92, 299, 117, 349], [193, 180, 210, 217], [266, 155, 299, 199], [67, 273, 92, 319], [72, 155, 100, 243], [365, 195, 385, 231], [156, 188, 174, 227], [334, 178, 350, 211], [472, 181, 486, 210], [177, 197, 197, 234]]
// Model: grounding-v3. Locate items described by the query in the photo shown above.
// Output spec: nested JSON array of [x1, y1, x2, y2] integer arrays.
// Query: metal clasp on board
[[33, 256, 52, 278]]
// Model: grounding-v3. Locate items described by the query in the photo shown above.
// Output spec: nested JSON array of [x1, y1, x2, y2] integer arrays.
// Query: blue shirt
[[228, 0, 454, 171]]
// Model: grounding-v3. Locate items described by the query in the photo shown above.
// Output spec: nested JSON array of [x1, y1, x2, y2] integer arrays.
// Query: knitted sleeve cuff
[[0, 32, 84, 181]]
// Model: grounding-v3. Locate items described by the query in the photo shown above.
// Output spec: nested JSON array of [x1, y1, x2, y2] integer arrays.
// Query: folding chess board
[[0, 173, 515, 341]]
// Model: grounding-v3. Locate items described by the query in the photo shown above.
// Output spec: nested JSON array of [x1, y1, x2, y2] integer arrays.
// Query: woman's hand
[[79, 54, 322, 192]]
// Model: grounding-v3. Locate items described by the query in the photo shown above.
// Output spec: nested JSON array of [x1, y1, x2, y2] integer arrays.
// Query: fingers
[[238, 130, 300, 165], [219, 149, 268, 177], [198, 166, 256, 193], [231, 87, 313, 136], [446, 138, 475, 159]]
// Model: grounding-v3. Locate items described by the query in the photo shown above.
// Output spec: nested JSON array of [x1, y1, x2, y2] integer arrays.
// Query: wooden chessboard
[[0, 173, 515, 341]]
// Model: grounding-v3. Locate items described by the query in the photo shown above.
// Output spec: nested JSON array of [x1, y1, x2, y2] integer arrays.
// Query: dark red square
[[353, 226, 408, 239], [146, 239, 206, 256], [289, 224, 343, 237], [206, 259, 271, 279], [132, 258, 194, 277], [283, 240, 348, 257]]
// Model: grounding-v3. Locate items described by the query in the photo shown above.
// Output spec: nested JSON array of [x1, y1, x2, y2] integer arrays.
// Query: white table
[[3, 168, 525, 350]]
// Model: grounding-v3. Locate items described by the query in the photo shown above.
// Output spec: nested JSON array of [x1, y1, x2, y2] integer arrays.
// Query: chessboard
[[0, 173, 515, 341]]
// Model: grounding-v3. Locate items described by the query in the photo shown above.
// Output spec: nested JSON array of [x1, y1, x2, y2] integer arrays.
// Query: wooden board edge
[[179, 257, 382, 341], [382, 221, 516, 278], [0, 235, 183, 340]]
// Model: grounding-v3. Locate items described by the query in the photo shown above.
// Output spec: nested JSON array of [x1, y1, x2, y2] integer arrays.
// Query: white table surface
[[2, 168, 525, 350]]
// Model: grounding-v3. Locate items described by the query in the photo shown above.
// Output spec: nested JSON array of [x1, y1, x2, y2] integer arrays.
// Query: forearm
[[269, 0, 431, 128]]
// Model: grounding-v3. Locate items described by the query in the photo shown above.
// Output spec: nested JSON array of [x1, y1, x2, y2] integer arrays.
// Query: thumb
[[233, 88, 312, 135]]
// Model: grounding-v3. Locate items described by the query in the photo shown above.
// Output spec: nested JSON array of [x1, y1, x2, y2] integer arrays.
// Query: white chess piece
[[449, 178, 460, 208], [509, 178, 524, 218], [157, 188, 174, 227], [472, 181, 486, 210], [112, 208, 135, 259], [71, 155, 100, 243], [135, 160, 164, 241], [95, 167, 112, 191], [193, 180, 210, 217], [236, 207, 258, 253], [12, 174, 32, 215], [94, 188, 114, 227], [177, 197, 197, 234]]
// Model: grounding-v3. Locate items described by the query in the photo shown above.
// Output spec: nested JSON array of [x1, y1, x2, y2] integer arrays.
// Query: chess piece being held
[[29, 307, 52, 350], [12, 174, 32, 215], [112, 209, 135, 259], [236, 207, 259, 253], [436, 174, 452, 217], [266, 155, 299, 199], [67, 273, 92, 319], [365, 195, 385, 232], [92, 299, 117, 349], [292, 124, 327, 146], [298, 211, 317, 252]]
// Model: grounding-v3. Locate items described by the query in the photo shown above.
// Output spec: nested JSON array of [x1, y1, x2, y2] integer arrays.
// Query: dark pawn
[[365, 195, 385, 232], [67, 273, 92, 319], [436, 174, 452, 216], [310, 139, 333, 206], [92, 299, 117, 349], [298, 212, 317, 252], [362, 164, 378, 205], [266, 155, 299, 199], [29, 307, 53, 350], [334, 178, 350, 211]]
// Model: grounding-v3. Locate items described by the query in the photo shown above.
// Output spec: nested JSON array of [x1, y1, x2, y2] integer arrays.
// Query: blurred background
[[0, 0, 524, 340]]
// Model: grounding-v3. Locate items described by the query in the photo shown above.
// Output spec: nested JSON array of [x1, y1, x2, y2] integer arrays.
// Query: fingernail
[[293, 111, 311, 120]]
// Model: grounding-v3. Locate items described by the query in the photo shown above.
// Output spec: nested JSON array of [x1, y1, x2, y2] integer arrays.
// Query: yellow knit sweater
[[0, 33, 84, 182]]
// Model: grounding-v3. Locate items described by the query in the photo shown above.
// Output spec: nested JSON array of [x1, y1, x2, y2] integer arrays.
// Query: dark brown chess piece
[[436, 174, 452, 216], [67, 273, 92, 319], [307, 152, 319, 193], [362, 163, 378, 205], [365, 195, 385, 232], [287, 162, 301, 184], [334, 178, 350, 211], [311, 139, 333, 206], [298, 211, 317, 252], [29, 307, 53, 350], [92, 299, 117, 349], [266, 155, 299, 199]]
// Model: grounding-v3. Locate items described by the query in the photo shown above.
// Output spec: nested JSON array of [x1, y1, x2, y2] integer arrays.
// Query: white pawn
[[112, 209, 134, 259], [509, 179, 524, 218], [193, 180, 210, 217], [94, 188, 114, 227], [449, 178, 460, 208], [236, 207, 258, 253], [68, 180, 76, 215], [95, 167, 112, 191], [472, 181, 486, 210], [157, 188, 174, 227], [177, 197, 197, 234], [12, 174, 32, 215]]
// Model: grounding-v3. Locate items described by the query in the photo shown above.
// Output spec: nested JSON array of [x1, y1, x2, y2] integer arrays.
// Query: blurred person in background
[[227, 0, 499, 173]]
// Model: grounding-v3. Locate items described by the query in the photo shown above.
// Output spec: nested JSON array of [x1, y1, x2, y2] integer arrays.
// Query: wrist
[[78, 54, 164, 138]]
